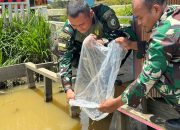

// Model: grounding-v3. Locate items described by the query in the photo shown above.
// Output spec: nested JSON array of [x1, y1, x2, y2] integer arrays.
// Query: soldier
[[52, 0, 137, 101], [99, 0, 180, 116]]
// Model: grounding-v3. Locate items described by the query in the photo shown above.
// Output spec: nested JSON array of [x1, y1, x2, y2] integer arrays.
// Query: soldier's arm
[[98, 29, 174, 113], [121, 30, 172, 108], [55, 22, 75, 92], [99, 8, 180, 112], [51, 22, 68, 56], [60, 49, 73, 92]]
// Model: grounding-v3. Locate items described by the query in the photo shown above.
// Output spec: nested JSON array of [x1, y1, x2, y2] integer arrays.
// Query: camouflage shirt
[[54, 4, 136, 90], [121, 6, 180, 107]]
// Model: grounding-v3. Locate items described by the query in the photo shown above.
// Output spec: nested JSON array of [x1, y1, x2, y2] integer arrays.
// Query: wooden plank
[[8, 4, 12, 21], [26, 3, 30, 16], [38, 68, 59, 82], [14, 4, 18, 18], [2, 4, 5, 17], [25, 62, 59, 82], [20, 3, 24, 19], [26, 68, 36, 88], [25, 62, 60, 102], [25, 62, 36, 70], [117, 105, 166, 130], [44, 77, 52, 102], [0, 64, 26, 82], [47, 9, 66, 17], [117, 16, 133, 19], [35, 62, 57, 69]]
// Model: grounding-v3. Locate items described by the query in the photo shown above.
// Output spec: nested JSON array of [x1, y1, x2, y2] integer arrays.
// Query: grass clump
[[0, 13, 52, 67]]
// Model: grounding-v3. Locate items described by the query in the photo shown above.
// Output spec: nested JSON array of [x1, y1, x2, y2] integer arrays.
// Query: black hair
[[67, 0, 90, 18], [143, 0, 167, 10]]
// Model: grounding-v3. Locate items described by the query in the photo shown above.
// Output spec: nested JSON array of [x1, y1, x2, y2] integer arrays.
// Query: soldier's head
[[132, 0, 167, 33], [67, 0, 94, 33]]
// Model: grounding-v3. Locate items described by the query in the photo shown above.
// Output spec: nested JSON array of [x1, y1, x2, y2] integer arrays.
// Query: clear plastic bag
[[69, 35, 127, 121]]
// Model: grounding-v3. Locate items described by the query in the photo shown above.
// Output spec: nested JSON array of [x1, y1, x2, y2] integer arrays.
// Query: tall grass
[[0, 13, 51, 67], [0, 17, 3, 66]]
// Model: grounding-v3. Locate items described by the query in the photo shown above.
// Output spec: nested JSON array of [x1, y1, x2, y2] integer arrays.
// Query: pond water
[[0, 83, 111, 130]]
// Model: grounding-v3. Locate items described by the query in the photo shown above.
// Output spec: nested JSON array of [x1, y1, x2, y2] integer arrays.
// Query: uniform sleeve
[[56, 22, 74, 89], [51, 30, 63, 57], [51, 22, 70, 57], [59, 45, 73, 89], [93, 4, 120, 32], [121, 31, 169, 108]]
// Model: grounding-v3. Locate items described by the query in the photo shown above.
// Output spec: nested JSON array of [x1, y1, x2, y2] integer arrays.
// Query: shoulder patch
[[103, 9, 120, 30], [62, 23, 74, 37], [59, 31, 71, 40], [107, 15, 120, 30], [58, 24, 74, 40]]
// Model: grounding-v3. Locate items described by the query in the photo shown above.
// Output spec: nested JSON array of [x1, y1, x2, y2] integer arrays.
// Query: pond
[[0, 82, 111, 130]]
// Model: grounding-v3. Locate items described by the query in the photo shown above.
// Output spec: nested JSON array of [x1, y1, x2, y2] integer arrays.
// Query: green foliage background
[[96, 0, 131, 5], [0, 14, 51, 67]]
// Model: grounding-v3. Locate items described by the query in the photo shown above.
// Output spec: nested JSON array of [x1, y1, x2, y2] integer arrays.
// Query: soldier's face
[[133, 0, 162, 33], [68, 11, 93, 33]]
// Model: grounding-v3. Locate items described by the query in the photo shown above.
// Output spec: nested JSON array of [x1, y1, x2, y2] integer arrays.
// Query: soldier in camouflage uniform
[[52, 0, 136, 101], [99, 0, 180, 114]]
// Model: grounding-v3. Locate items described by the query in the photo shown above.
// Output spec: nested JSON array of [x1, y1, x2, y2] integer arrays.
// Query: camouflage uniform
[[52, 4, 137, 91], [121, 6, 180, 108]]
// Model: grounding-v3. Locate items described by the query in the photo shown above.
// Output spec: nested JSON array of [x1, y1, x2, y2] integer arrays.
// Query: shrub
[[112, 5, 132, 24], [0, 13, 52, 67]]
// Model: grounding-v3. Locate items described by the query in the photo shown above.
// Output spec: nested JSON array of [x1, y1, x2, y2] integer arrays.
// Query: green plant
[[59, 15, 67, 22], [113, 5, 132, 16], [0, 13, 52, 67], [112, 5, 132, 24]]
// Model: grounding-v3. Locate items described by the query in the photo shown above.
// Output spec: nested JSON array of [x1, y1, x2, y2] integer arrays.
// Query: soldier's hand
[[89, 34, 97, 39], [88, 34, 107, 46], [83, 34, 97, 48], [115, 37, 138, 50], [96, 39, 104, 45], [98, 96, 123, 113], [66, 89, 75, 102]]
